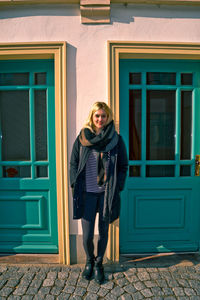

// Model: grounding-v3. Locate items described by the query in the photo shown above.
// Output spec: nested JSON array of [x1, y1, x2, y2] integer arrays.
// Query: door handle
[[195, 155, 200, 176]]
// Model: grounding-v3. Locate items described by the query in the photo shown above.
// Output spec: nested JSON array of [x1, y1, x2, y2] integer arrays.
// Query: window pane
[[34, 73, 46, 85], [146, 90, 176, 160], [3, 166, 31, 178], [146, 165, 175, 177], [129, 166, 140, 177], [0, 73, 29, 86], [181, 73, 193, 85], [180, 91, 192, 160], [34, 90, 48, 161], [129, 90, 141, 160], [0, 90, 30, 161], [180, 165, 191, 176], [129, 73, 141, 84], [36, 166, 48, 178], [147, 72, 176, 85]]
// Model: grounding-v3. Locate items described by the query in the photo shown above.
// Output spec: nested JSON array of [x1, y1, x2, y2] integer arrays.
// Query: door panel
[[0, 60, 58, 253], [119, 59, 200, 254]]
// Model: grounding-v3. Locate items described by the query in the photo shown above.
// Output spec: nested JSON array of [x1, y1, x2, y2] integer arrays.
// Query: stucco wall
[[1, 3, 200, 235]]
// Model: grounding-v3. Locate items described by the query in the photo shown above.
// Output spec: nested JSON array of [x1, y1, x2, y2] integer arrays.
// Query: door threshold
[[0, 254, 60, 264]]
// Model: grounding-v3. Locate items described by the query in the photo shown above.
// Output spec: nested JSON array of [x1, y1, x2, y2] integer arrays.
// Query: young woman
[[70, 102, 128, 284]]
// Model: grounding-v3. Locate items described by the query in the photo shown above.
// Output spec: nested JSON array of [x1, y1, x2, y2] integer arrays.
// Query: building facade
[[1, 0, 200, 264]]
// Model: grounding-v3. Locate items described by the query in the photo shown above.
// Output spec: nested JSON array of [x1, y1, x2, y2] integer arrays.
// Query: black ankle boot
[[82, 260, 94, 280], [94, 261, 104, 284]]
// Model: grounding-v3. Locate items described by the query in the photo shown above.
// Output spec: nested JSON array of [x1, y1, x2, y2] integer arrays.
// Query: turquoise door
[[0, 60, 58, 253], [120, 59, 200, 254]]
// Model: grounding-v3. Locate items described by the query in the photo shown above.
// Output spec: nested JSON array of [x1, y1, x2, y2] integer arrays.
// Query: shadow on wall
[[0, 4, 80, 19], [110, 3, 200, 24]]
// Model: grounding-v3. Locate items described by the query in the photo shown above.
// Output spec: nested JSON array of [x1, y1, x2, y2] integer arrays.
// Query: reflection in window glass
[[0, 73, 29, 86], [3, 166, 31, 178], [0, 90, 30, 161], [36, 166, 48, 178], [129, 90, 141, 160], [146, 90, 175, 160], [34, 90, 48, 161], [180, 165, 191, 176], [181, 73, 193, 85], [129, 166, 140, 177], [129, 73, 141, 85], [147, 72, 176, 85], [34, 73, 46, 85], [146, 165, 175, 177], [181, 91, 192, 160]]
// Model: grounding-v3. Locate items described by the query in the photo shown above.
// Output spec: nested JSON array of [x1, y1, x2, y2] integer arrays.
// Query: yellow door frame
[[0, 42, 70, 264], [107, 41, 200, 262]]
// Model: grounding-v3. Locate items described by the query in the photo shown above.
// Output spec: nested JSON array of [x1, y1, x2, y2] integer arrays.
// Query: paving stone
[[55, 279, 66, 287], [105, 292, 118, 300], [57, 293, 70, 300], [84, 293, 99, 300], [144, 280, 157, 288], [150, 272, 161, 280], [26, 287, 40, 295], [190, 296, 200, 300], [58, 272, 69, 280], [184, 287, 196, 296], [116, 277, 129, 287], [141, 288, 153, 297], [189, 279, 200, 289], [30, 279, 43, 288], [87, 282, 100, 293], [34, 272, 46, 280], [21, 296, 34, 300], [172, 287, 185, 296], [69, 296, 82, 300], [0, 279, 7, 289], [137, 272, 150, 281], [131, 291, 143, 299], [126, 275, 138, 283], [47, 272, 57, 280], [45, 295, 55, 300], [63, 285, 75, 294], [65, 278, 78, 286], [123, 284, 137, 294], [167, 279, 179, 288], [162, 287, 174, 296], [114, 272, 125, 279], [178, 278, 190, 287], [13, 286, 28, 296], [101, 281, 114, 290], [6, 278, 20, 288], [50, 286, 63, 296], [38, 286, 51, 295], [7, 296, 21, 300], [151, 286, 164, 296], [33, 295, 45, 300], [43, 279, 55, 287], [97, 287, 109, 297], [0, 266, 7, 273], [156, 279, 168, 287], [105, 272, 114, 280], [110, 286, 124, 296], [133, 281, 146, 291], [73, 286, 86, 297], [77, 278, 89, 288], [0, 287, 13, 297], [163, 297, 176, 300], [118, 293, 133, 300]]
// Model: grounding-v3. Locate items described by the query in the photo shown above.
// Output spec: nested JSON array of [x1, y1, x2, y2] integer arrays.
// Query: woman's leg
[[96, 192, 109, 263], [81, 192, 97, 262]]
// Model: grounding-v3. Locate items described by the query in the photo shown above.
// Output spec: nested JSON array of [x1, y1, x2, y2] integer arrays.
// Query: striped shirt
[[85, 150, 106, 193]]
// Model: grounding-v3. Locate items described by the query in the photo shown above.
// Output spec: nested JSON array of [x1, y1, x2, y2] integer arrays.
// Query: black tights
[[81, 192, 109, 263]]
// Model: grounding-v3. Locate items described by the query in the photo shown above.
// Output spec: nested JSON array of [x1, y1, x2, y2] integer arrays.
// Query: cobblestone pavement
[[1, 254, 200, 299]]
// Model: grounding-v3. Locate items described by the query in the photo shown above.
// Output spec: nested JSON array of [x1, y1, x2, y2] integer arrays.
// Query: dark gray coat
[[70, 135, 128, 223]]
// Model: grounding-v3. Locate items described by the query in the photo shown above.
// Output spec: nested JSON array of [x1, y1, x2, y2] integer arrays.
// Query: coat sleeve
[[117, 135, 128, 191], [69, 136, 80, 188]]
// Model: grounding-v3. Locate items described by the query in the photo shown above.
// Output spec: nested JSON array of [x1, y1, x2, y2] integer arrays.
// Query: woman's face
[[92, 109, 108, 133]]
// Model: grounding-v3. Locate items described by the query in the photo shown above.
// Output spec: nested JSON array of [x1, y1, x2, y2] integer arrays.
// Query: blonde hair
[[84, 102, 113, 132]]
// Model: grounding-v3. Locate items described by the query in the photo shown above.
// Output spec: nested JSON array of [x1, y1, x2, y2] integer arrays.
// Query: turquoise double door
[[0, 60, 58, 253], [120, 59, 200, 254]]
